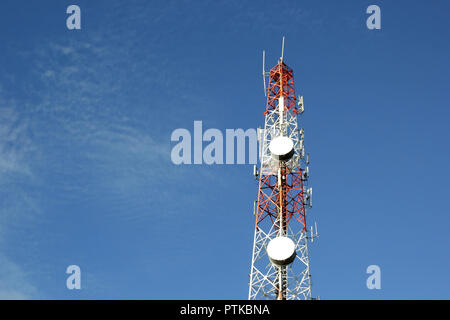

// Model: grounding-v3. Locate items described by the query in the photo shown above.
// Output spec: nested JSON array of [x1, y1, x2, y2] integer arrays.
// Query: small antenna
[[298, 96, 304, 114], [253, 164, 259, 179], [311, 222, 319, 242], [262, 50, 267, 96], [281, 36, 285, 61]]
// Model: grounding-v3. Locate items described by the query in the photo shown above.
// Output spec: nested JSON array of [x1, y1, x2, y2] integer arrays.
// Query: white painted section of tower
[[259, 107, 301, 175], [279, 96, 284, 126]]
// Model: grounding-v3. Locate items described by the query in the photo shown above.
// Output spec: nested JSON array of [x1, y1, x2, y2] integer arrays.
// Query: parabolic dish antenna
[[269, 136, 294, 161], [266, 236, 296, 266]]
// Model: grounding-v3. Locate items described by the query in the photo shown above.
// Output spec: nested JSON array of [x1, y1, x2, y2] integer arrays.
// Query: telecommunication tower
[[249, 38, 318, 300]]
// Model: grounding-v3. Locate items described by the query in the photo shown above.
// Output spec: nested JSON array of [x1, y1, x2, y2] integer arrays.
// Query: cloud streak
[[0, 96, 40, 299]]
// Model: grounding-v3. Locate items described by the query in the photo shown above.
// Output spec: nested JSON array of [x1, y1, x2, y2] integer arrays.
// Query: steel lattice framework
[[248, 56, 316, 300]]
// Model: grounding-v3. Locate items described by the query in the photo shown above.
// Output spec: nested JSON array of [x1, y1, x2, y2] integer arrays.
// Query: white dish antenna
[[269, 136, 294, 161], [267, 236, 296, 266]]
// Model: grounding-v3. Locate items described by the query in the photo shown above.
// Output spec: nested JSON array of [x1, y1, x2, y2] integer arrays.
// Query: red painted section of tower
[[264, 62, 298, 115]]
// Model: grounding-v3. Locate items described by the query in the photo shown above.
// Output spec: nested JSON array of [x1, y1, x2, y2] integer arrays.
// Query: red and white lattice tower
[[249, 39, 318, 300]]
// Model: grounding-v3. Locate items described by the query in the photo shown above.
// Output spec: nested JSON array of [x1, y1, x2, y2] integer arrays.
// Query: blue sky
[[0, 0, 449, 299]]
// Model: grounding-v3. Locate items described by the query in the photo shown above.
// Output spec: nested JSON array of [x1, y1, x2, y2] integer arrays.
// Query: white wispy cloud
[[0, 1, 228, 298], [0, 96, 40, 299], [0, 105, 33, 176], [0, 253, 38, 299]]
